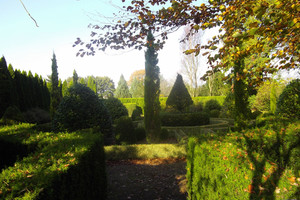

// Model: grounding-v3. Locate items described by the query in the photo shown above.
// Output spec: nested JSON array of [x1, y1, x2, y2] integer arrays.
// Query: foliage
[[160, 128, 169, 140], [115, 74, 131, 98], [50, 53, 62, 117], [23, 107, 51, 124], [204, 99, 222, 112], [124, 103, 140, 117], [134, 126, 146, 142], [130, 77, 144, 97], [166, 74, 193, 112], [276, 79, 300, 119], [144, 31, 161, 141], [251, 79, 285, 113], [73, 69, 79, 84], [160, 74, 172, 97], [103, 97, 128, 122], [1, 105, 24, 124], [131, 106, 143, 121], [0, 124, 106, 200], [95, 76, 115, 99], [104, 143, 186, 161], [53, 84, 112, 133], [160, 112, 209, 127], [128, 69, 145, 86], [115, 116, 136, 145], [187, 121, 300, 199]]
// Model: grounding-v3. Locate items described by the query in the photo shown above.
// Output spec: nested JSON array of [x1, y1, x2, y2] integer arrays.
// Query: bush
[[204, 99, 222, 112], [131, 106, 143, 121], [276, 79, 300, 119], [188, 102, 203, 113], [115, 116, 136, 144], [23, 107, 51, 124], [160, 128, 169, 140], [209, 109, 220, 118], [134, 126, 146, 141], [0, 106, 24, 124], [103, 97, 128, 122], [53, 84, 112, 133], [160, 112, 209, 126]]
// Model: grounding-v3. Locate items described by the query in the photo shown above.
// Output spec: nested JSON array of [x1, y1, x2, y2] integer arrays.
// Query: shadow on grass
[[238, 122, 300, 200]]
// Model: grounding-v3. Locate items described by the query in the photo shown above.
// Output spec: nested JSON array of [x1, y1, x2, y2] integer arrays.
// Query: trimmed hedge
[[160, 112, 210, 126], [0, 124, 106, 200], [187, 121, 300, 199]]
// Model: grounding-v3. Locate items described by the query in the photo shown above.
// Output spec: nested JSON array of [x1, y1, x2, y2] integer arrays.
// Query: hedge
[[187, 121, 300, 200], [119, 96, 226, 112], [160, 112, 210, 126], [0, 124, 106, 200]]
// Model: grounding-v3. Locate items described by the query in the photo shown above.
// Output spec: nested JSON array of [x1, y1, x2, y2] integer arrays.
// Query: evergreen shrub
[[276, 79, 300, 119], [209, 109, 220, 118], [204, 99, 222, 112], [103, 97, 128, 122], [131, 106, 143, 121], [53, 84, 112, 133], [23, 108, 51, 124], [1, 106, 24, 124], [160, 128, 169, 140], [134, 126, 146, 141], [115, 116, 136, 144], [160, 112, 209, 126]]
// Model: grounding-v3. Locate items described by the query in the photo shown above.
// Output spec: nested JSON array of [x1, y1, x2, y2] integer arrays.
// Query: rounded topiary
[[276, 79, 300, 119], [53, 84, 112, 133], [103, 97, 128, 122], [131, 106, 143, 121], [115, 116, 136, 144], [204, 99, 222, 111]]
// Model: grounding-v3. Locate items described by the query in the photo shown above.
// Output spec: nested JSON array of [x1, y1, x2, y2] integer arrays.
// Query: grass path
[[106, 158, 187, 200]]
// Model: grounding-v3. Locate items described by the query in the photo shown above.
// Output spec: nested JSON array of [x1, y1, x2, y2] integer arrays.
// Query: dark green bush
[[23, 108, 51, 124], [103, 97, 128, 122], [160, 112, 209, 126], [134, 126, 146, 141], [131, 106, 143, 121], [276, 79, 300, 119], [1, 106, 24, 124], [160, 128, 169, 140], [209, 109, 220, 118], [53, 84, 112, 133], [188, 102, 203, 113], [204, 99, 222, 111], [115, 116, 136, 144]]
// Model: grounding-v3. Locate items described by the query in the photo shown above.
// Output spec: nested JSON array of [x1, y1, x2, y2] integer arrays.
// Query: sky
[[0, 0, 201, 84]]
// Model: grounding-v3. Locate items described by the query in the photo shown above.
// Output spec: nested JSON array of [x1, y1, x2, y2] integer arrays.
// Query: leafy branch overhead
[[74, 0, 299, 77]]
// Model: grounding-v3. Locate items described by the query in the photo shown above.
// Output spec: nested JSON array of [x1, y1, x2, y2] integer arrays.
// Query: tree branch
[[19, 0, 39, 27]]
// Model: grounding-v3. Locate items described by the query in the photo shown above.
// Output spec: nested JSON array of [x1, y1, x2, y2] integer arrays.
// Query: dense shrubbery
[[53, 84, 112, 133], [0, 106, 24, 124], [103, 97, 128, 122], [187, 120, 300, 199], [23, 107, 51, 124], [276, 79, 300, 119], [131, 106, 143, 121], [115, 116, 136, 144], [0, 124, 107, 199], [160, 112, 209, 126], [204, 99, 222, 117]]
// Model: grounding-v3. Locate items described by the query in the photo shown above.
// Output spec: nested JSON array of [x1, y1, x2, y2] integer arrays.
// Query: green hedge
[[187, 121, 299, 199], [119, 96, 225, 112], [0, 124, 106, 200], [160, 112, 210, 126]]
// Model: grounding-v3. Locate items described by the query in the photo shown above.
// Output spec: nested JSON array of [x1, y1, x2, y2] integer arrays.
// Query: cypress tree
[[144, 30, 161, 141], [50, 53, 62, 117], [115, 74, 131, 98], [0, 57, 14, 117], [73, 69, 78, 85], [166, 73, 193, 112]]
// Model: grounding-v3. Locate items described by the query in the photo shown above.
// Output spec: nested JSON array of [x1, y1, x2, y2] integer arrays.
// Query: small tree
[[115, 74, 131, 98], [144, 30, 161, 141], [50, 53, 62, 117], [166, 74, 193, 112], [73, 69, 78, 85]]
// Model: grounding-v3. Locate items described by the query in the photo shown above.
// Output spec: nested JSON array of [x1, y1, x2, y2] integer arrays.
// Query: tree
[[50, 53, 62, 117], [115, 74, 131, 98], [144, 31, 161, 141], [129, 77, 144, 97], [128, 69, 145, 86], [166, 73, 193, 112], [160, 74, 172, 97], [75, 0, 299, 128], [73, 69, 78, 85], [180, 26, 204, 97], [0, 57, 14, 117], [87, 76, 97, 93], [95, 76, 115, 99]]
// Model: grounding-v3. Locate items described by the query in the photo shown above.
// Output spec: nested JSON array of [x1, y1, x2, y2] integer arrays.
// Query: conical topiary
[[166, 74, 193, 112]]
